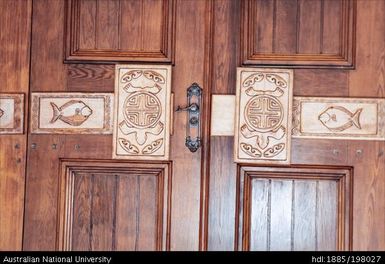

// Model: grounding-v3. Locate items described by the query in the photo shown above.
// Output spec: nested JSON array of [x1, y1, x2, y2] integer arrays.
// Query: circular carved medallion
[[245, 95, 283, 132], [123, 92, 161, 128]]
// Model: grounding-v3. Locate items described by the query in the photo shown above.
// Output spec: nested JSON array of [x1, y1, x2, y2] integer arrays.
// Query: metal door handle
[[175, 103, 199, 113], [175, 83, 202, 152]]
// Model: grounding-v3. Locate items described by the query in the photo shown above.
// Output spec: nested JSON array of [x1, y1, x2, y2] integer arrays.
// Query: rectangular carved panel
[[241, 0, 356, 68], [236, 166, 352, 251], [65, 0, 175, 63], [31, 93, 113, 134], [0, 93, 24, 134], [57, 160, 171, 251], [293, 97, 385, 140], [235, 68, 293, 164], [114, 65, 171, 160]]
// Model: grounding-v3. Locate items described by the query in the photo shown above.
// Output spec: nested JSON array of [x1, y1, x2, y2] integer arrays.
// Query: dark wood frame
[[235, 165, 353, 251], [64, 0, 176, 63], [241, 0, 356, 68], [56, 159, 172, 251]]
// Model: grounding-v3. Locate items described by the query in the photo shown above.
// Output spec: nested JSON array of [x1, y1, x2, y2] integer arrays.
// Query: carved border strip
[[0, 93, 24, 134], [211, 95, 385, 141], [30, 93, 113, 134]]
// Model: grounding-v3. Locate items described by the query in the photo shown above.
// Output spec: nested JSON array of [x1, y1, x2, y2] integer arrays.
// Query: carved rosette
[[113, 65, 171, 160], [234, 68, 293, 164]]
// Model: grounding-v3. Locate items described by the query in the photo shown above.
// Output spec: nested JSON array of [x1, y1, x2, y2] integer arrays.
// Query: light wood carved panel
[[241, 0, 356, 68], [65, 0, 175, 63], [236, 166, 352, 251], [57, 160, 171, 251], [0, 93, 24, 134], [293, 97, 385, 140], [114, 65, 171, 160], [211, 95, 235, 136], [30, 93, 113, 134], [235, 68, 293, 164]]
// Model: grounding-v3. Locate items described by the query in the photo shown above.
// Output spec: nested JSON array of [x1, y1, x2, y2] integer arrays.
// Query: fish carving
[[318, 106, 362, 132], [50, 100, 93, 126], [0, 108, 3, 118]]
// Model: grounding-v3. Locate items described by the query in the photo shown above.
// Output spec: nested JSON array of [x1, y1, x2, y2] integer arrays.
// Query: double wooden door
[[0, 0, 384, 251]]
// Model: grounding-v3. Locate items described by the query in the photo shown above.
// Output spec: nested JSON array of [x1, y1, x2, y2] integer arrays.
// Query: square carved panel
[[31, 93, 113, 134], [236, 166, 352, 251], [241, 0, 356, 68], [0, 93, 24, 134], [114, 65, 171, 160], [65, 0, 175, 63], [293, 97, 385, 140], [57, 160, 171, 250], [235, 68, 293, 164]]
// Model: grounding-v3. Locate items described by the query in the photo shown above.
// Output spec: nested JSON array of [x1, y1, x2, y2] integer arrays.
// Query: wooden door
[[0, 0, 384, 251]]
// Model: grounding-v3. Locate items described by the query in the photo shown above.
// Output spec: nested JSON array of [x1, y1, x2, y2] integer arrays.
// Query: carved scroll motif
[[235, 68, 293, 164], [113, 65, 171, 160]]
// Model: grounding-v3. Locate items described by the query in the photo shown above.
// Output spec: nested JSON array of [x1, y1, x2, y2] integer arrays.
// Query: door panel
[[241, 0, 356, 67], [236, 166, 352, 251], [207, 0, 384, 251], [57, 160, 170, 251], [207, 0, 239, 251], [0, 0, 384, 251], [23, 0, 210, 251], [65, 0, 175, 62], [0, 0, 31, 250]]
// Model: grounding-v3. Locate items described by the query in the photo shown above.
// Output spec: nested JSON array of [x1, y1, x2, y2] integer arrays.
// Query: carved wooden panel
[[65, 0, 175, 63], [57, 160, 171, 250], [236, 166, 352, 251], [0, 94, 24, 134], [114, 65, 171, 160], [241, 0, 356, 68], [30, 93, 113, 134], [235, 68, 293, 164], [293, 97, 385, 140]]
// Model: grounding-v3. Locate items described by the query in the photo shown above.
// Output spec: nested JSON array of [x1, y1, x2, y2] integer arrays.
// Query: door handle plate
[[176, 83, 202, 152]]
